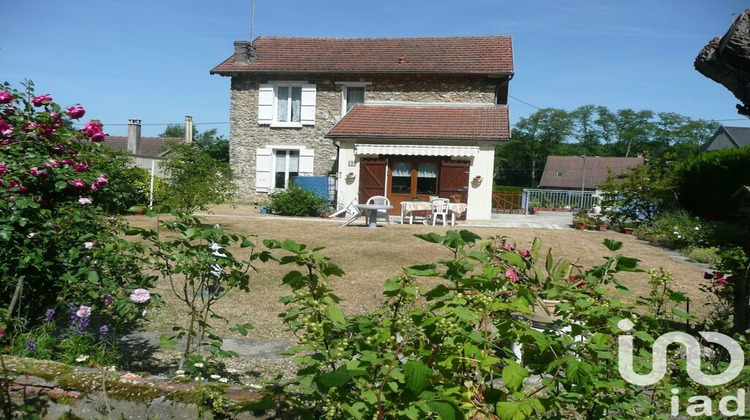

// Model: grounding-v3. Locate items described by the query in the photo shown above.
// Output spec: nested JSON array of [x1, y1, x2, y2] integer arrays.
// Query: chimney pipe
[[185, 116, 193, 143], [127, 119, 141, 154]]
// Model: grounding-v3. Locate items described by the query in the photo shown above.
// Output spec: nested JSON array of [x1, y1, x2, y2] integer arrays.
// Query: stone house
[[210, 36, 513, 220]]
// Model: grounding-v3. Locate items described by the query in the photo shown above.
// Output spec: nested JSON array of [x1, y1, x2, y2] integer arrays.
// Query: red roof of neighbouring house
[[211, 36, 514, 76], [325, 105, 510, 141], [102, 136, 183, 157], [538, 156, 645, 190]]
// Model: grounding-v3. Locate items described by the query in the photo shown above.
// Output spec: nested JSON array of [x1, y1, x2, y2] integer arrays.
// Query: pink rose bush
[[0, 82, 158, 362]]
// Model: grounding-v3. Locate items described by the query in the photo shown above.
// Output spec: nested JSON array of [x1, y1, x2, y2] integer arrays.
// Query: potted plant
[[594, 216, 608, 231], [471, 175, 483, 186], [449, 193, 462, 203], [344, 172, 356, 181], [573, 210, 590, 230]]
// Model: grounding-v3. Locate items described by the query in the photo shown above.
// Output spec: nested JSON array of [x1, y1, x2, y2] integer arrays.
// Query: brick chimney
[[127, 119, 141, 154]]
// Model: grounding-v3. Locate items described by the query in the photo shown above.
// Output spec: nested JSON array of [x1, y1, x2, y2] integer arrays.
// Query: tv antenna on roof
[[250, 0, 255, 42]]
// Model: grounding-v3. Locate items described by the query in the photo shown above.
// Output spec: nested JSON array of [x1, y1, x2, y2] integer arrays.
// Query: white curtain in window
[[277, 87, 289, 122], [288, 150, 299, 172], [418, 162, 437, 178], [392, 162, 411, 177], [291, 87, 301, 122]]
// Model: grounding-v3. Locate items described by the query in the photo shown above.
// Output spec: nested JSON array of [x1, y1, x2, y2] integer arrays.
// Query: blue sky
[[2, 0, 749, 139]]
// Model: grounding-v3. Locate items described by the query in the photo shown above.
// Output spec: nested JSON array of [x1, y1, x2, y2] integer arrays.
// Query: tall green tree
[[570, 105, 602, 156], [504, 108, 573, 187]]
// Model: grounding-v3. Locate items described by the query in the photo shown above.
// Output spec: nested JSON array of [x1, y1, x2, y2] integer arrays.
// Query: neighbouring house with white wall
[[210, 36, 514, 221]]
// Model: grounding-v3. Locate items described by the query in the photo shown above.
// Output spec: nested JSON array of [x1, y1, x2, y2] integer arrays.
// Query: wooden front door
[[358, 158, 388, 203], [439, 161, 470, 203]]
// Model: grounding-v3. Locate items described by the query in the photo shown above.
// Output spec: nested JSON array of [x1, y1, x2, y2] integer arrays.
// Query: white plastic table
[[355, 204, 394, 228], [400, 201, 467, 225]]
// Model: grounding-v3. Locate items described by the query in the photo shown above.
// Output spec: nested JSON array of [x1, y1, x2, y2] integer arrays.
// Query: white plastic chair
[[366, 195, 391, 225], [430, 198, 450, 226], [330, 198, 359, 218]]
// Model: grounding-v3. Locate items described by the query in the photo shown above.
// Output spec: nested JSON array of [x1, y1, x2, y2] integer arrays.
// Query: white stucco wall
[[334, 140, 498, 221]]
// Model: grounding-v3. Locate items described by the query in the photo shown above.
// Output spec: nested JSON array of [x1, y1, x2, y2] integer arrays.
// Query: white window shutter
[[258, 84, 274, 125], [299, 148, 314, 174], [300, 84, 316, 125], [255, 147, 273, 192]]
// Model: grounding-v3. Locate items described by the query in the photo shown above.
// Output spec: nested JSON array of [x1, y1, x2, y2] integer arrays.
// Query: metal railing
[[521, 189, 600, 214]]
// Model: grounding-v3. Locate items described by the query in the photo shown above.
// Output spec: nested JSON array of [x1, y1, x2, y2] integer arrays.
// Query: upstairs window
[[337, 82, 370, 116], [345, 86, 365, 112], [258, 83, 316, 127], [276, 86, 301, 123]]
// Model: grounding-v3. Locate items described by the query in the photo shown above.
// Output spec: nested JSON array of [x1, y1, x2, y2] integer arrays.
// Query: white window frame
[[255, 145, 314, 192], [336, 82, 370, 116], [258, 81, 316, 127]]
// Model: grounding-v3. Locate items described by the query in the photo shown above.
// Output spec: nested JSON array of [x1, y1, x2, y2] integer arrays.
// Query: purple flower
[[0, 90, 13, 104], [45, 309, 55, 322], [99, 325, 109, 341], [26, 338, 37, 352], [66, 105, 86, 119], [31, 94, 52, 107], [130, 288, 150, 304], [102, 294, 114, 307], [0, 164, 6, 176]]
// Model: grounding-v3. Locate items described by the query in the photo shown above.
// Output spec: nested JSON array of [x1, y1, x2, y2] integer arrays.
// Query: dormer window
[[337, 82, 371, 116]]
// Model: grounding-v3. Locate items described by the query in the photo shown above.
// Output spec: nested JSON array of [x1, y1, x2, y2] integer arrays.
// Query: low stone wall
[[2, 356, 266, 419]]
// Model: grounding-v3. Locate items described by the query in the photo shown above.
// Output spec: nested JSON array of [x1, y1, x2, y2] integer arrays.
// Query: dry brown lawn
[[127, 204, 713, 344]]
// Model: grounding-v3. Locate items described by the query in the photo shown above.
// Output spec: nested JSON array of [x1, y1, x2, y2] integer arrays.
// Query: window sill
[[270, 122, 303, 128]]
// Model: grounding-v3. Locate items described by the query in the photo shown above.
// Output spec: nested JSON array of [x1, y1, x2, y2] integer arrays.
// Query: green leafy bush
[[239, 232, 742, 420], [161, 141, 234, 215], [687, 246, 720, 265], [676, 146, 750, 218], [268, 181, 330, 216], [634, 210, 711, 249]]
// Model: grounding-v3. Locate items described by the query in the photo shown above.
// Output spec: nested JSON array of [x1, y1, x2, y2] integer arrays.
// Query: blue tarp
[[292, 176, 330, 200]]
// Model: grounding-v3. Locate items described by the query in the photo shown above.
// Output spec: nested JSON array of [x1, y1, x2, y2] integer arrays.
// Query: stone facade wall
[[228, 74, 499, 202]]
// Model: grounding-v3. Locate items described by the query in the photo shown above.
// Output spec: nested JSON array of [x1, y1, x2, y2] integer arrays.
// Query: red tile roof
[[538, 156, 645, 189], [326, 105, 510, 141], [211, 36, 513, 76], [102, 136, 183, 157]]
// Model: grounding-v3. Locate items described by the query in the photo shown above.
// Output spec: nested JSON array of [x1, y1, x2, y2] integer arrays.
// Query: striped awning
[[354, 144, 479, 157]]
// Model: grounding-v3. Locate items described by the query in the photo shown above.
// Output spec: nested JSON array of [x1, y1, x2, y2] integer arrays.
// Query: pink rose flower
[[505, 268, 519, 283], [71, 178, 86, 190], [78, 197, 92, 205], [29, 167, 48, 179], [0, 119, 13, 137], [130, 288, 150, 304], [74, 162, 90, 173], [503, 244, 514, 251], [91, 174, 109, 191], [76, 305, 92, 319], [66, 105, 85, 119], [102, 295, 115, 307], [0, 90, 13, 104], [82, 121, 105, 142], [44, 159, 59, 169], [520, 249, 531, 258], [0, 164, 6, 176], [31, 94, 52, 107]]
